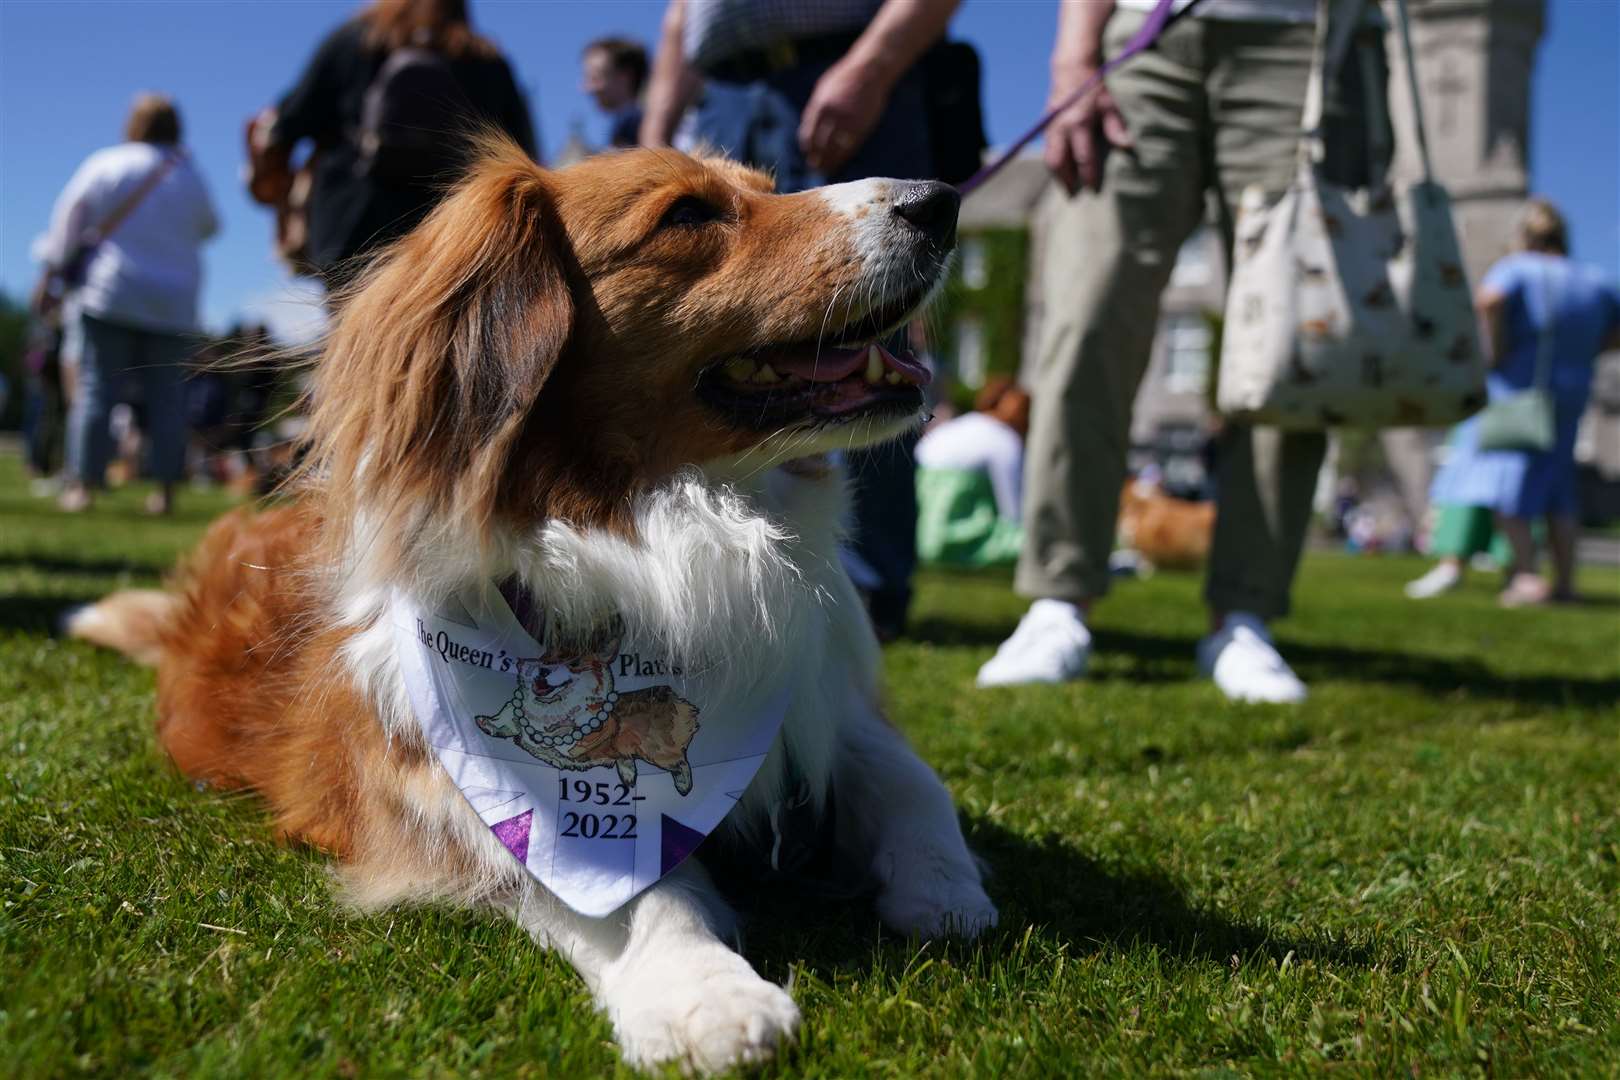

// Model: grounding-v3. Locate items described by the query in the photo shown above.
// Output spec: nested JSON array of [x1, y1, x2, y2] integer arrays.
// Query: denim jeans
[[66, 311, 192, 487], [689, 58, 933, 633]]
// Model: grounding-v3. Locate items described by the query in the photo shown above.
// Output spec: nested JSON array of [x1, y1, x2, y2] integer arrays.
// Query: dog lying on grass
[[71, 138, 995, 1073]]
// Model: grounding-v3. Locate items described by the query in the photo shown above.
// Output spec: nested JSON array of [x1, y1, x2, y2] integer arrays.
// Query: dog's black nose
[[891, 181, 960, 248]]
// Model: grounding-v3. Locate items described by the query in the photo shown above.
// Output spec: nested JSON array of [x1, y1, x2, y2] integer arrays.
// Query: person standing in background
[[1420, 200, 1620, 606], [254, 0, 537, 290], [36, 93, 218, 515], [977, 0, 1391, 701], [581, 36, 649, 149], [641, 0, 960, 640]]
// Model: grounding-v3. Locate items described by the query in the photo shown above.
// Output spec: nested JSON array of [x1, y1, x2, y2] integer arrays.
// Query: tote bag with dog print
[[390, 582, 789, 917], [1216, 0, 1486, 430]]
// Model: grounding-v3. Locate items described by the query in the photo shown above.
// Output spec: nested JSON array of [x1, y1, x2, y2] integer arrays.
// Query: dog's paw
[[875, 856, 998, 940], [607, 954, 799, 1074]]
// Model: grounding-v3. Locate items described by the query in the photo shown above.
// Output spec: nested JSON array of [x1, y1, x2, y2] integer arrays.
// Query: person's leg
[[1544, 402, 1586, 599], [1495, 512, 1551, 606], [60, 312, 131, 510], [978, 15, 1210, 686], [819, 66, 934, 636], [700, 61, 934, 636], [1381, 428, 1435, 542], [1496, 514, 1537, 576], [1546, 515, 1578, 598], [1196, 18, 1390, 701], [1207, 426, 1329, 622], [134, 329, 192, 513], [1406, 504, 1491, 598], [1200, 427, 1324, 701], [22, 374, 49, 476]]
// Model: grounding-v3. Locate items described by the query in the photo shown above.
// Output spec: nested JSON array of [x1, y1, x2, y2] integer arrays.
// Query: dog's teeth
[[751, 363, 780, 384], [725, 358, 757, 381], [865, 345, 884, 384], [885, 370, 903, 385]]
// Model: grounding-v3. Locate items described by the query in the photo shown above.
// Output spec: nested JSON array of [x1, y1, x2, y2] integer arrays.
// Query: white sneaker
[[976, 599, 1092, 687], [1404, 562, 1461, 599], [1197, 613, 1307, 704]]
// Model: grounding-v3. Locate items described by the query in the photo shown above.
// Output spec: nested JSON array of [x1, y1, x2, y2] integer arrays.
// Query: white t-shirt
[[36, 142, 218, 334], [915, 411, 1025, 523]]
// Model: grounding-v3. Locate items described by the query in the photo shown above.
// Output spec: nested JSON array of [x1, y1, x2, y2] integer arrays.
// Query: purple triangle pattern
[[660, 814, 707, 876], [491, 810, 533, 865]]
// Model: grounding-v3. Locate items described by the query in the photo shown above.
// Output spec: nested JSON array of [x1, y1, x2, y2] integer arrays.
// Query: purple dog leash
[[957, 0, 1207, 198]]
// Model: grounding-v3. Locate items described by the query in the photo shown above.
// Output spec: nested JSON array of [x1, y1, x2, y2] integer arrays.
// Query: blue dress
[[1429, 253, 1620, 518]]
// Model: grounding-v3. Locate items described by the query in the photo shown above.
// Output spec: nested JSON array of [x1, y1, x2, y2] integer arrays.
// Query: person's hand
[[1043, 62, 1132, 195], [799, 53, 895, 176]]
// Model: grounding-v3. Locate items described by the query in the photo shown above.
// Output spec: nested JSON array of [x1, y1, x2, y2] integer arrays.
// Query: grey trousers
[[1017, 11, 1389, 619]]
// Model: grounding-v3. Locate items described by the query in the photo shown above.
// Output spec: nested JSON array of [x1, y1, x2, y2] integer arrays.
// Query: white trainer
[[976, 599, 1092, 687], [1404, 561, 1462, 599], [1197, 613, 1307, 704]]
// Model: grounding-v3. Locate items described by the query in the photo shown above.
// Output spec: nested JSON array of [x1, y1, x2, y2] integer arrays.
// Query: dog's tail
[[65, 589, 180, 666]]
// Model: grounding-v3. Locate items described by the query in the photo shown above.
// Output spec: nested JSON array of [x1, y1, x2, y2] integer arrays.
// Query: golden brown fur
[[1117, 483, 1216, 571], [74, 141, 991, 1070], [307, 139, 881, 572], [83, 138, 924, 892]]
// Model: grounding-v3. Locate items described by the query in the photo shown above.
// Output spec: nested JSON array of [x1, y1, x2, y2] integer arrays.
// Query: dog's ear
[[588, 614, 625, 662], [307, 138, 576, 557]]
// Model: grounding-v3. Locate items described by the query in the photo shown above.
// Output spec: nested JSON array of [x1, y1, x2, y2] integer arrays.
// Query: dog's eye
[[659, 195, 724, 229]]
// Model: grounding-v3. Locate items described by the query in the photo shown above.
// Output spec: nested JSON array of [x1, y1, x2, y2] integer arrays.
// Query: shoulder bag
[[1216, 0, 1486, 429], [1476, 263, 1558, 452]]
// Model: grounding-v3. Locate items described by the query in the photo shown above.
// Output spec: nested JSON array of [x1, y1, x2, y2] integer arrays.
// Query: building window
[[960, 237, 989, 290], [1170, 229, 1212, 288], [1162, 313, 1211, 395], [955, 316, 986, 389]]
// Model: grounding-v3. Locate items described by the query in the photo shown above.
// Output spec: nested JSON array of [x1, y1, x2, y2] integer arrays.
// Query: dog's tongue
[[774, 343, 932, 387]]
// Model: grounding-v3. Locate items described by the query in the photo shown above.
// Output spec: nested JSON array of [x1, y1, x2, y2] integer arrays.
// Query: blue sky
[[2, 0, 1615, 341]]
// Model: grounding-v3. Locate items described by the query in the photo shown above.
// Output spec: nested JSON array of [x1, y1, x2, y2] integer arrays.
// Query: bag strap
[[1299, 0, 1366, 163], [1390, 0, 1435, 184], [1300, 0, 1431, 185], [1357, 38, 1393, 191], [83, 150, 180, 247], [1531, 259, 1561, 391]]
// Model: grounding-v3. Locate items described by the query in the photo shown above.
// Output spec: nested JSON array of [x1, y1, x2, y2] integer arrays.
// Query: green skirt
[[915, 467, 1024, 569]]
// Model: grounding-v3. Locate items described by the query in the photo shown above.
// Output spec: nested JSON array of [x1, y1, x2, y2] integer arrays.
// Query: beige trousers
[[1017, 10, 1388, 619]]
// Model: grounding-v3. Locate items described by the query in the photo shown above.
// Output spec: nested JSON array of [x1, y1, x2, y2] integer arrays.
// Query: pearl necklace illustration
[[514, 688, 620, 751]]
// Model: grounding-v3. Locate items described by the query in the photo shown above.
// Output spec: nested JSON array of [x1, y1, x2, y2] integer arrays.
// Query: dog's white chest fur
[[344, 466, 872, 845], [334, 463, 992, 1074]]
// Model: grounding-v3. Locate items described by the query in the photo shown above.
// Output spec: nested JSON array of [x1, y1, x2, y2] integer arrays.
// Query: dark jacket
[[271, 19, 538, 277]]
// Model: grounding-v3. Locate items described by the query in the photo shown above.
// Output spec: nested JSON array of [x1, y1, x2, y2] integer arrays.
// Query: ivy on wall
[[933, 226, 1029, 408]]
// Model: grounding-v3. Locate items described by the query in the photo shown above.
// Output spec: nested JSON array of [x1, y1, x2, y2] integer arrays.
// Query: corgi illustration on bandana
[[474, 623, 701, 794], [392, 585, 788, 916]]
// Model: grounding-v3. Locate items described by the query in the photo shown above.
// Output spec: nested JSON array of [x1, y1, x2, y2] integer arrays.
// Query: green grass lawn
[[3, 451, 1618, 1078]]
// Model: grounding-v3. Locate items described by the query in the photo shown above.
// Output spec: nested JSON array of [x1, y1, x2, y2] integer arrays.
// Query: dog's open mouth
[[696, 301, 933, 429]]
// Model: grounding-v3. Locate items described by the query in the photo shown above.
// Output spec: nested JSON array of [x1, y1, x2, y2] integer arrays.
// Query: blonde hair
[[1516, 198, 1568, 256], [125, 93, 182, 145]]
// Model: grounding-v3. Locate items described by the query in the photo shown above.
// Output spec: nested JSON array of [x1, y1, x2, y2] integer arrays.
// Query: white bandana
[[389, 584, 789, 917]]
